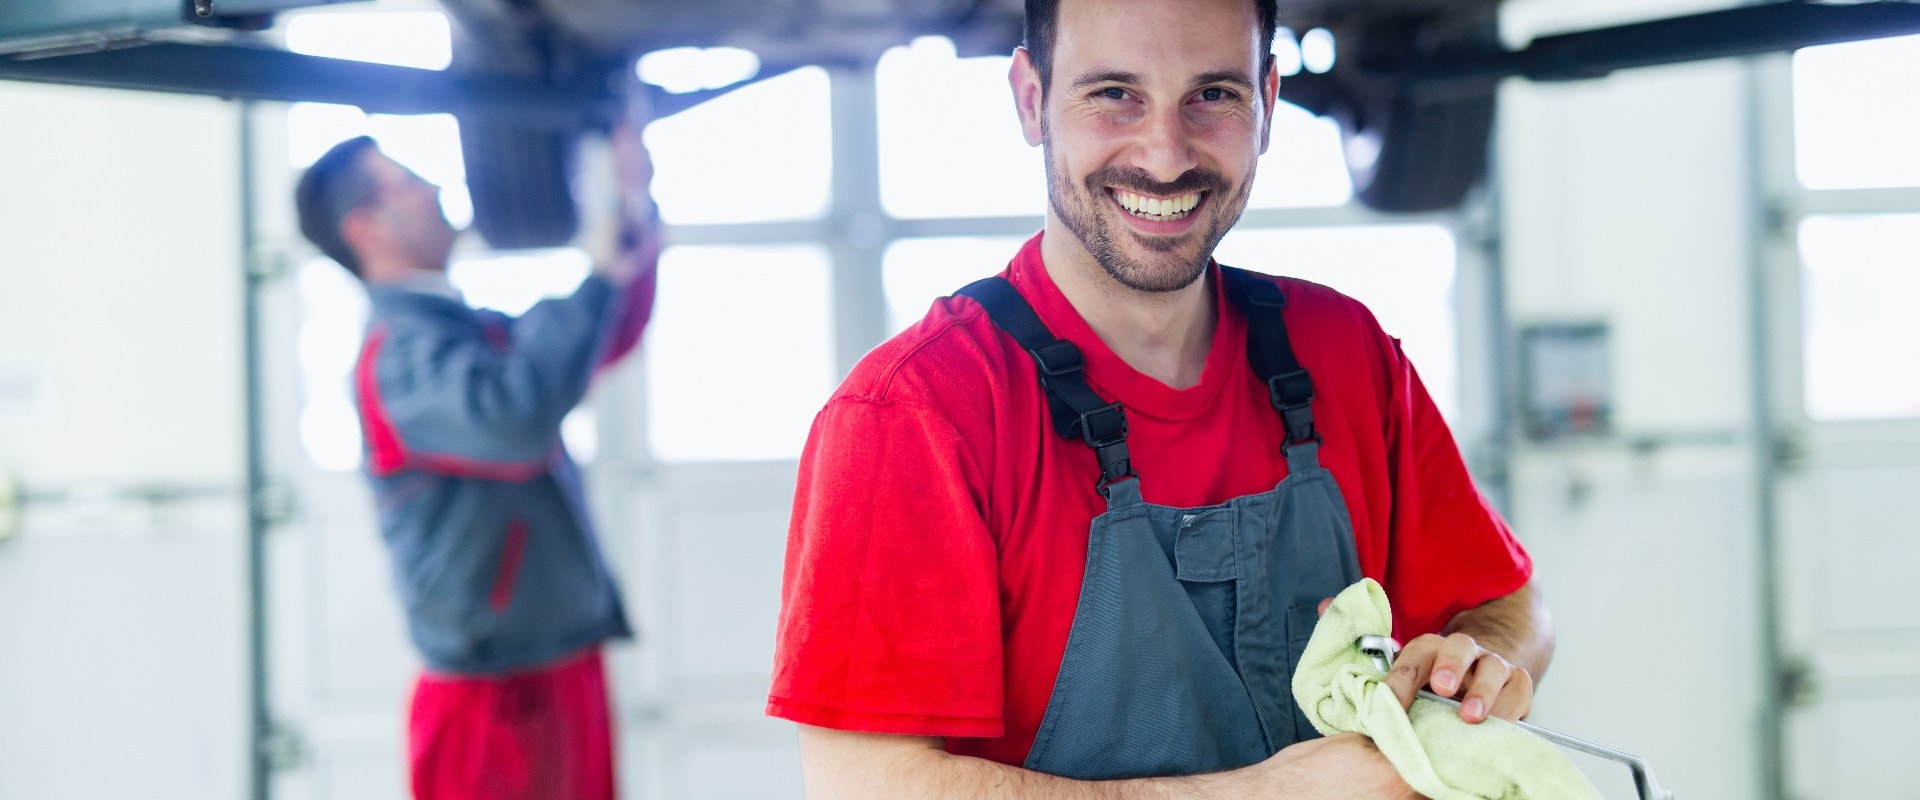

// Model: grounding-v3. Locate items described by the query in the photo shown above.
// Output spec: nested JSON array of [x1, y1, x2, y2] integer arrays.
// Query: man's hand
[[1256, 733, 1420, 800], [586, 120, 660, 286], [1381, 632, 1533, 724], [1318, 582, 1551, 726]]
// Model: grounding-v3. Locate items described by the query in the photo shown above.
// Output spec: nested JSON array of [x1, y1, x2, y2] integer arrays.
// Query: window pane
[[646, 67, 833, 225], [882, 236, 1030, 333], [287, 104, 472, 230], [283, 10, 452, 70], [877, 38, 1045, 219], [448, 248, 591, 316], [1793, 33, 1920, 190], [1212, 225, 1459, 420], [1246, 102, 1354, 209], [646, 245, 835, 462], [1799, 214, 1920, 420]]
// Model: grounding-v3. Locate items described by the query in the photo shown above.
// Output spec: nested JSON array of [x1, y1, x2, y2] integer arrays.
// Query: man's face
[[1015, 0, 1276, 293], [362, 151, 457, 270]]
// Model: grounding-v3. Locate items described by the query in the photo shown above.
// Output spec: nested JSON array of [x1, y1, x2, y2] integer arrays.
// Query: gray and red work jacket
[[353, 270, 654, 674]]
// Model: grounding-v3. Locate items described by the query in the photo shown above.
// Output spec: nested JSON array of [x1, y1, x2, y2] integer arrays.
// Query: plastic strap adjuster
[[1267, 369, 1314, 410], [1075, 402, 1128, 449], [1029, 341, 1085, 377]]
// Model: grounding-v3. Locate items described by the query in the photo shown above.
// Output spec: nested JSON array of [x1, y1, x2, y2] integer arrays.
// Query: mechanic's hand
[[1384, 631, 1533, 724], [1314, 596, 1532, 725], [1248, 733, 1419, 799], [588, 120, 660, 286]]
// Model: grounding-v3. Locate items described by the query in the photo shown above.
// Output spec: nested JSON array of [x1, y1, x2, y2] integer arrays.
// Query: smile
[[1111, 189, 1203, 222]]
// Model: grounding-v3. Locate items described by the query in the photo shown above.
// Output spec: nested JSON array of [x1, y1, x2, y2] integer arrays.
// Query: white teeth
[[1114, 190, 1201, 221]]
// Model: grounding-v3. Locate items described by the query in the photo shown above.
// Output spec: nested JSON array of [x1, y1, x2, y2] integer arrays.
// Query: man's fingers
[[1428, 633, 1482, 697], [1487, 666, 1534, 722], [1316, 597, 1333, 617], [1383, 636, 1438, 711], [1458, 656, 1511, 723]]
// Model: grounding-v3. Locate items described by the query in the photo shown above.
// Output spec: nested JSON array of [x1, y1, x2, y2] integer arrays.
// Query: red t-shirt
[[767, 233, 1531, 766]]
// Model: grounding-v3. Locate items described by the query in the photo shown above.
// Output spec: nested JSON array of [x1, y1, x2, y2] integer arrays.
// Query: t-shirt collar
[[1004, 232, 1245, 423]]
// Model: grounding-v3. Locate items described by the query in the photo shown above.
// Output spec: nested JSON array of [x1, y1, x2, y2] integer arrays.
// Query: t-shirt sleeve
[[766, 394, 1006, 738], [1380, 338, 1534, 641]]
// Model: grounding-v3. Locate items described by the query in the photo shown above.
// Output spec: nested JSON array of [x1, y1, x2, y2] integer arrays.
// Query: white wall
[[0, 83, 248, 800], [1497, 1, 1768, 797]]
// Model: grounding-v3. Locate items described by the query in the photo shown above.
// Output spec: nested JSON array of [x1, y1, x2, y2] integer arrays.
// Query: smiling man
[[767, 0, 1552, 796]]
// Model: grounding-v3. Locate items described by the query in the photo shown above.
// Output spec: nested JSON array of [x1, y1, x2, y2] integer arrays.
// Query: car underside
[[4, 0, 1917, 245]]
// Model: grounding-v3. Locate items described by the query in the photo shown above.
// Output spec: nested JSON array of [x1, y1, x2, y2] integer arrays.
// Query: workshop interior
[[1, 0, 1917, 797]]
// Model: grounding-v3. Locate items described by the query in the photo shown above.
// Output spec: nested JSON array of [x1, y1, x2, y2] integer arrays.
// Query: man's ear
[[1258, 61, 1280, 155], [340, 207, 382, 259], [1009, 47, 1046, 147]]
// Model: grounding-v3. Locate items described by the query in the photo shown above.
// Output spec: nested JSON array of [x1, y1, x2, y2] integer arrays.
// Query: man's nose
[[1130, 103, 1198, 183]]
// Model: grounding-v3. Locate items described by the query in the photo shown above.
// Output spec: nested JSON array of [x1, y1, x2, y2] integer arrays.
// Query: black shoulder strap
[[1220, 266, 1318, 446], [955, 277, 1135, 491]]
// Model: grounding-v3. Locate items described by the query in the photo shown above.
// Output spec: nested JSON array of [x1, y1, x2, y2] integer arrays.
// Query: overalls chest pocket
[[1170, 506, 1242, 671]]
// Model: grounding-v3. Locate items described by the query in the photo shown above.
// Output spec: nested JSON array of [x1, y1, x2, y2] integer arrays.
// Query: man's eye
[[1200, 87, 1229, 102], [1099, 87, 1127, 100]]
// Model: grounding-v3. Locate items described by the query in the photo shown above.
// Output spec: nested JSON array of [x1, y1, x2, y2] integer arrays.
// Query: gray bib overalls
[[957, 267, 1363, 780]]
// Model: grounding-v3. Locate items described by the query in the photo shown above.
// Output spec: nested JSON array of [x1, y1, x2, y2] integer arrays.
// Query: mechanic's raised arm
[[796, 726, 1420, 800], [581, 119, 661, 368]]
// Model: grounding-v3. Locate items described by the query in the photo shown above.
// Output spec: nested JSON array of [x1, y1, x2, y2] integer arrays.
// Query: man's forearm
[[1442, 581, 1554, 684], [797, 727, 1262, 800]]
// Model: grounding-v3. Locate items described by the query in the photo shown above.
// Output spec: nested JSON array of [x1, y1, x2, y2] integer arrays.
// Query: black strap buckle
[[1076, 403, 1136, 493], [1266, 369, 1313, 410], [1267, 369, 1317, 444], [1074, 402, 1128, 449], [1029, 341, 1085, 377]]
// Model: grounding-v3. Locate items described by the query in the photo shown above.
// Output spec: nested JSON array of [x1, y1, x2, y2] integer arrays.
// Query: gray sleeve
[[366, 277, 618, 471]]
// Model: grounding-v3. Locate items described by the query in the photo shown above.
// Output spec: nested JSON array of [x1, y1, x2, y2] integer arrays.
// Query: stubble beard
[[1042, 135, 1252, 295]]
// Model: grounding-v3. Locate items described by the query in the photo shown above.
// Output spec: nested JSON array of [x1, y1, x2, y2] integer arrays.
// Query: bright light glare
[[295, 258, 370, 471], [1302, 28, 1337, 74], [876, 37, 1045, 219], [1272, 27, 1304, 76], [637, 46, 762, 94], [285, 11, 451, 70], [562, 408, 598, 463], [1799, 214, 1920, 420], [449, 248, 593, 316], [1212, 226, 1459, 421], [1793, 33, 1920, 190], [645, 245, 835, 462], [645, 67, 832, 224], [1249, 101, 1354, 209]]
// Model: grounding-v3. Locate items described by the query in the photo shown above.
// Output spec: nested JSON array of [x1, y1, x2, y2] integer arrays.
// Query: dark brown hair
[[295, 135, 383, 278], [1022, 0, 1281, 92]]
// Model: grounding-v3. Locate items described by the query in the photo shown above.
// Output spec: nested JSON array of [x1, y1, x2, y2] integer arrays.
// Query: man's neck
[[365, 260, 458, 300], [1039, 226, 1216, 390]]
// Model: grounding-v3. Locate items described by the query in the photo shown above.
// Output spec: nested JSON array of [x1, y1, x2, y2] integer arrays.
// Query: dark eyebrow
[[1192, 71, 1258, 92], [1069, 70, 1141, 91], [1068, 69, 1258, 93]]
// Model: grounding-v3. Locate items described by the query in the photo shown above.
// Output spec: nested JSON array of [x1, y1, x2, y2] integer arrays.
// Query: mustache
[[1086, 166, 1228, 197]]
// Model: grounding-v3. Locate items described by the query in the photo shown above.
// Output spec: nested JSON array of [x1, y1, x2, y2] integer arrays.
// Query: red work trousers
[[408, 648, 614, 800]]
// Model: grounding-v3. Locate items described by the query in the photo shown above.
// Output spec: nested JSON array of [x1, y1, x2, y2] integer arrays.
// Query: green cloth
[[1290, 579, 1602, 800]]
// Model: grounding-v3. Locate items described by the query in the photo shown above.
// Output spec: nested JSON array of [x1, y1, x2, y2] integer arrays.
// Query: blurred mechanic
[[295, 124, 657, 800], [767, 0, 1553, 796]]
